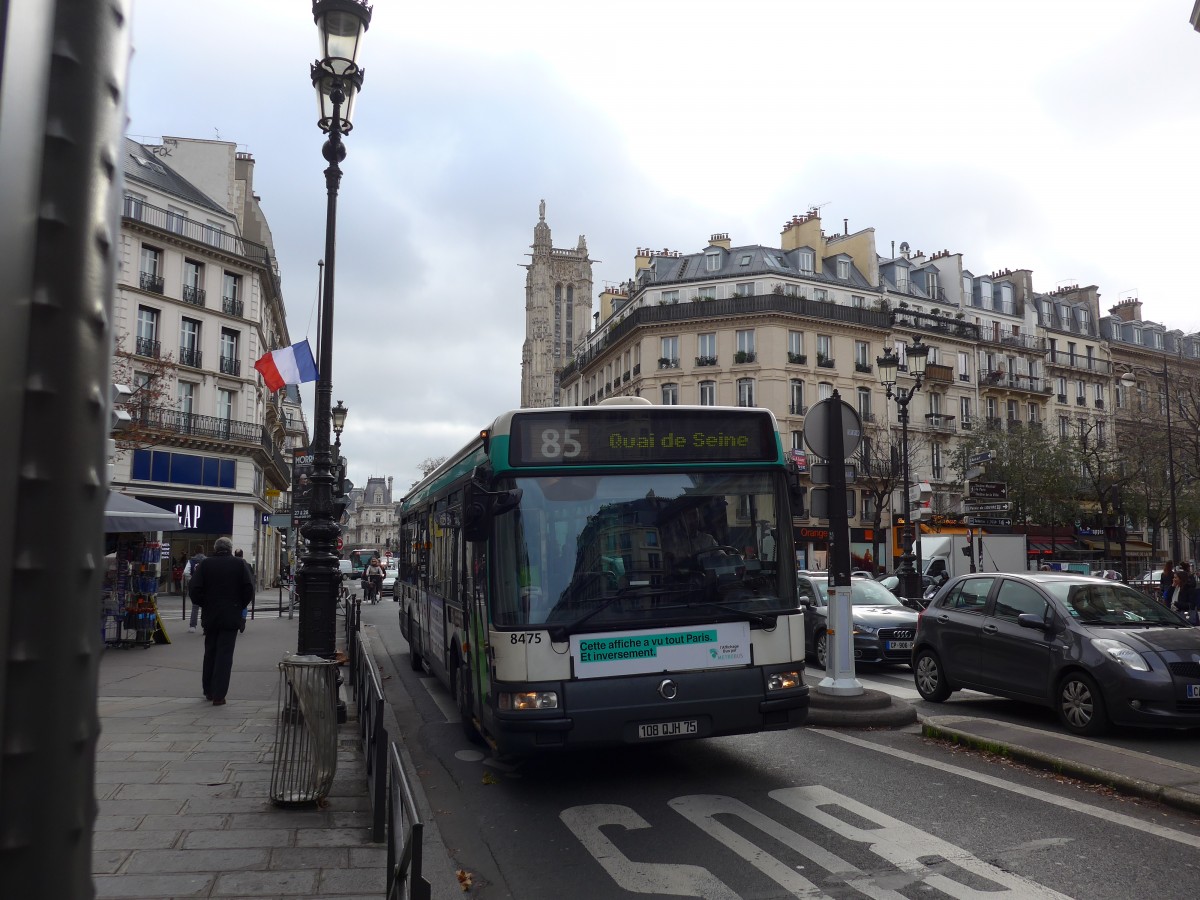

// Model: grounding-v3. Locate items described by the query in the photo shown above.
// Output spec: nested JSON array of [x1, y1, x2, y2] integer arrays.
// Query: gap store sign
[[136, 496, 234, 534]]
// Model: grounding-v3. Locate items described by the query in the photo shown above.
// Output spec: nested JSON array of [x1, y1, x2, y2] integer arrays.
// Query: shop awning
[[1028, 539, 1088, 555], [104, 491, 178, 533], [1076, 537, 1156, 555]]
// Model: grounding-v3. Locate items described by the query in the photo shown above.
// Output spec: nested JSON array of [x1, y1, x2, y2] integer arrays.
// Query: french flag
[[253, 340, 319, 392]]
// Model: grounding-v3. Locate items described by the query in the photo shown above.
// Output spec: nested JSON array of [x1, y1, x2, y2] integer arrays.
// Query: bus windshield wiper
[[546, 586, 689, 642]]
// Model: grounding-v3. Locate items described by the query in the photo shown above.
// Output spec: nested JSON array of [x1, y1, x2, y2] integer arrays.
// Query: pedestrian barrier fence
[[269, 654, 339, 806], [387, 742, 429, 900], [355, 636, 388, 841], [343, 596, 431, 899]]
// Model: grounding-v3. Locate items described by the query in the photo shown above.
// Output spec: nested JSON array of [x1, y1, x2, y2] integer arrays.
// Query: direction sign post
[[966, 516, 1012, 527], [962, 501, 1012, 513], [968, 449, 997, 467], [967, 481, 1008, 500]]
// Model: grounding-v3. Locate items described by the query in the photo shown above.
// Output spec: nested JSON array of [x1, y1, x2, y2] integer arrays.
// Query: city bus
[[348, 547, 379, 579], [395, 399, 810, 753]]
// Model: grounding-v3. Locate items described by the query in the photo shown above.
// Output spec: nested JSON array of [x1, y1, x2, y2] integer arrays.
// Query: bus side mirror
[[788, 475, 806, 519], [463, 482, 490, 542], [462, 483, 523, 543]]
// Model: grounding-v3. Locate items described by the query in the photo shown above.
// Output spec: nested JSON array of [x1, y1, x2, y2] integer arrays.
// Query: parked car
[[796, 574, 920, 669], [381, 567, 398, 598], [912, 571, 1200, 736], [338, 559, 354, 581]]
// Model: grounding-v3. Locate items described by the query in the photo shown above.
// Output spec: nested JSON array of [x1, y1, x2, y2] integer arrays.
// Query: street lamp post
[[297, 0, 370, 658], [1121, 362, 1180, 565], [877, 338, 930, 602]]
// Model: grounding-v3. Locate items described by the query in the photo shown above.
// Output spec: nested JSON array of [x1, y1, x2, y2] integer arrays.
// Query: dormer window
[[1151, 331, 1163, 349], [1059, 305, 1071, 329], [999, 283, 1013, 313], [797, 248, 814, 274], [962, 274, 972, 300], [926, 270, 939, 298], [895, 266, 909, 292], [1078, 308, 1090, 331], [739, 254, 752, 266], [705, 253, 721, 272], [837, 258, 850, 280], [1133, 326, 1143, 345]]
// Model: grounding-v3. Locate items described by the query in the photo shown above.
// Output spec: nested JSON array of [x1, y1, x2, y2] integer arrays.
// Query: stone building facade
[[520, 201, 594, 407]]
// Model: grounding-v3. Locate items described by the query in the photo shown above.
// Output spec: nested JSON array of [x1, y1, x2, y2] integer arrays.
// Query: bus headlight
[[498, 691, 559, 711], [766, 670, 802, 691]]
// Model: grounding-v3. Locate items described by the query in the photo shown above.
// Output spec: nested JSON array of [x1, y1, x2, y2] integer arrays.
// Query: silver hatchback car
[[912, 572, 1200, 735]]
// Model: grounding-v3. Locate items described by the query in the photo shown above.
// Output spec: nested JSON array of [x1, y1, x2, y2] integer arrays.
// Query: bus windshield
[[492, 470, 795, 632]]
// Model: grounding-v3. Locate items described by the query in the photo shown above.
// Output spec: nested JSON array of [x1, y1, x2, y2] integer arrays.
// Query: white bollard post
[[817, 583, 863, 695]]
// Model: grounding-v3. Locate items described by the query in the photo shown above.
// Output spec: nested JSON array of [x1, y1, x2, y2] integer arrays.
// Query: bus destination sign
[[508, 409, 778, 467]]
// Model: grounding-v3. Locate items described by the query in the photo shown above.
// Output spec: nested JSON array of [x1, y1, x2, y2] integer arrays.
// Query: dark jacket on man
[[189, 546, 254, 630]]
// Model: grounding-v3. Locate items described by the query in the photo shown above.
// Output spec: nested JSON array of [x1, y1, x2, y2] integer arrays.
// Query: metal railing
[[182, 285, 205, 306], [386, 744, 430, 900], [139, 271, 164, 293], [222, 296, 245, 317], [128, 404, 259, 442], [134, 336, 160, 359], [219, 356, 241, 376], [562, 295, 890, 379], [341, 595, 431, 900], [178, 346, 202, 368]]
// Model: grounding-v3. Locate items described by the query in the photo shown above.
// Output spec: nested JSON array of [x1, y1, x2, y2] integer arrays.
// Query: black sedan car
[[797, 575, 920, 669], [913, 571, 1200, 735]]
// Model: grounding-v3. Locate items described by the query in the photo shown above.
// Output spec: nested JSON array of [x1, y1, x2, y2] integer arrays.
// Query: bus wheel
[[407, 613, 422, 671], [455, 655, 483, 745]]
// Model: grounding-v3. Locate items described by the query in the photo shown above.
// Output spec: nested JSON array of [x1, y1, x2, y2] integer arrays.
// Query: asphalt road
[[364, 601, 1200, 899]]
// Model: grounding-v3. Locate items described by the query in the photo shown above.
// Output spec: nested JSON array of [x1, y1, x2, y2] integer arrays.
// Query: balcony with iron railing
[[979, 330, 1047, 353], [734, 351, 757, 364], [924, 413, 956, 433], [178, 346, 202, 368], [787, 352, 807, 365], [658, 357, 680, 369], [181, 285, 205, 306], [1045, 351, 1112, 374], [889, 308, 981, 341], [123, 196, 281, 298], [980, 371, 1052, 395], [128, 405, 260, 442], [139, 271, 164, 294], [559, 294, 891, 380], [854, 361, 873, 374], [695, 356, 718, 367], [789, 404, 808, 416], [134, 336, 160, 359], [219, 356, 241, 376], [222, 296, 244, 317], [817, 355, 835, 368]]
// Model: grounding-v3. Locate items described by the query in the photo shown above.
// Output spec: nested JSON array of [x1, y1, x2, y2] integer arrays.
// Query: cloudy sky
[[126, 0, 1200, 492]]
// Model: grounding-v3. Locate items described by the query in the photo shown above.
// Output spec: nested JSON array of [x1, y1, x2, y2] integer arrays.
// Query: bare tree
[[111, 334, 178, 452], [410, 455, 448, 489]]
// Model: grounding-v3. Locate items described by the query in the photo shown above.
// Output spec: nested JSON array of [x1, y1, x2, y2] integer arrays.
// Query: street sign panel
[[967, 516, 1012, 526], [968, 450, 997, 466], [809, 463, 857, 485], [968, 481, 1008, 500], [802, 398, 863, 460], [962, 501, 1012, 513]]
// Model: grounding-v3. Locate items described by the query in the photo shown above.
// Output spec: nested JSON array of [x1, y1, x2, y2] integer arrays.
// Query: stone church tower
[[521, 201, 594, 407]]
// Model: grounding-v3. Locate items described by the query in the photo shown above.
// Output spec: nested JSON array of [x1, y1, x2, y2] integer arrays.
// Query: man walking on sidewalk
[[189, 537, 254, 705]]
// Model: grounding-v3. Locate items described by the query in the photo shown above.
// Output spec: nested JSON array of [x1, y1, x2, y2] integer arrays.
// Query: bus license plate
[[1188, 684, 1200, 700], [886, 640, 913, 651], [638, 720, 698, 740]]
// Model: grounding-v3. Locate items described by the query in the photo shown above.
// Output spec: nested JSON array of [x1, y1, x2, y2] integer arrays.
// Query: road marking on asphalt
[[564, 789, 1072, 898], [812, 728, 1200, 849], [419, 677, 460, 722]]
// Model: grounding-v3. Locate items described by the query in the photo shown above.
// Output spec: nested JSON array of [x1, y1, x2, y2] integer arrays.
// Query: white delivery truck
[[920, 532, 1028, 582]]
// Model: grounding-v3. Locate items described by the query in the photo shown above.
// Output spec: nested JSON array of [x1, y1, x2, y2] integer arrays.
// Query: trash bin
[[269, 654, 339, 807]]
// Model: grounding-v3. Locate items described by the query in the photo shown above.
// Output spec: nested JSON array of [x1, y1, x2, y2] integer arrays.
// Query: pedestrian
[[184, 550, 207, 632], [1173, 563, 1198, 625], [365, 556, 385, 604], [189, 536, 254, 705], [235, 549, 254, 632], [1159, 559, 1175, 605], [172, 557, 184, 594]]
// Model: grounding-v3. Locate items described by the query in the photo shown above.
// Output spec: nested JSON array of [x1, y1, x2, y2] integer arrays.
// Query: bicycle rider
[[365, 556, 385, 604]]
